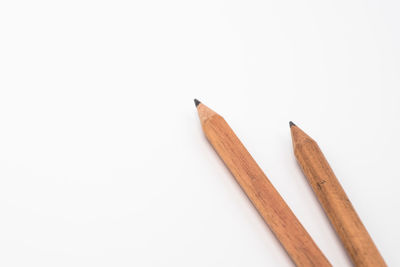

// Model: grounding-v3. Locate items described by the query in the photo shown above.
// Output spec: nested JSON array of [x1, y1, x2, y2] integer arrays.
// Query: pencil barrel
[[293, 139, 386, 267], [204, 116, 331, 267]]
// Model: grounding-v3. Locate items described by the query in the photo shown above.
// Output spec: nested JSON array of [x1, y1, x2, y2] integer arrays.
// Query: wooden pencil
[[290, 122, 386, 267], [195, 100, 331, 266]]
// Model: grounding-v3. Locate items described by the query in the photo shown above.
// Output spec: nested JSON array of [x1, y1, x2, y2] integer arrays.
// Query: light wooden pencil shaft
[[197, 103, 331, 267], [291, 125, 386, 267]]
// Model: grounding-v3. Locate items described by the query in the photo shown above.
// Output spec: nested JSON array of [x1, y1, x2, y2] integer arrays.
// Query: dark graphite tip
[[289, 121, 296, 127], [194, 99, 201, 107]]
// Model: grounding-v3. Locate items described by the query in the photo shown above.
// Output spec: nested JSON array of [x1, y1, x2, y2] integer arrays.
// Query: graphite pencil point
[[289, 121, 296, 127], [194, 99, 201, 107]]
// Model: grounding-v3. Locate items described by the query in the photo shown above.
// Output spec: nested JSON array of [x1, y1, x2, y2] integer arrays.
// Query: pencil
[[290, 122, 386, 267], [195, 100, 331, 266]]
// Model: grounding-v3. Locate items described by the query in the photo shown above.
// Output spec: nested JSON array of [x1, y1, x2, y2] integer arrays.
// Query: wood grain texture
[[290, 124, 386, 267], [197, 103, 331, 267]]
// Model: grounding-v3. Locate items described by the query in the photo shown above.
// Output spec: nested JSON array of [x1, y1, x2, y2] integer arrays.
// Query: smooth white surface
[[0, 0, 399, 266]]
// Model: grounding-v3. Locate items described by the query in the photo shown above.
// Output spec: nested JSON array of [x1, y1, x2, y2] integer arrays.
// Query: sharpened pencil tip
[[194, 99, 201, 107], [289, 121, 296, 127]]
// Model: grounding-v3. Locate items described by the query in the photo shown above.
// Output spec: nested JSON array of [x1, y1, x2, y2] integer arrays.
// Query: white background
[[0, 0, 399, 266]]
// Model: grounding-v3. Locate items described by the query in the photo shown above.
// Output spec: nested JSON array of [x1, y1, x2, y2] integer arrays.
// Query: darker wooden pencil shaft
[[291, 126, 386, 267], [198, 106, 330, 266]]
